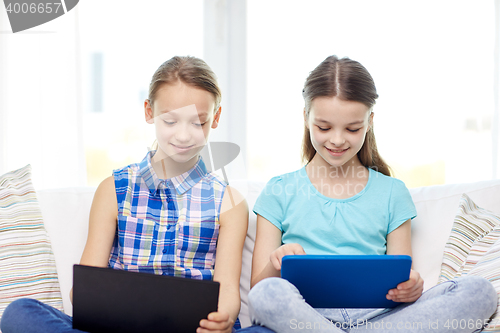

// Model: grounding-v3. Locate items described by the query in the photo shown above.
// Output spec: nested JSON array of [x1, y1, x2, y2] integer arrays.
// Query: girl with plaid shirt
[[1, 56, 248, 333]]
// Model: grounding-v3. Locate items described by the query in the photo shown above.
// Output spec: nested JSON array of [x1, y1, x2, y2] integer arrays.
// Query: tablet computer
[[72, 265, 220, 333], [281, 255, 412, 308]]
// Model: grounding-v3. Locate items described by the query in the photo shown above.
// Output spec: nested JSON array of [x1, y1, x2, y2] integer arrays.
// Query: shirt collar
[[139, 151, 208, 195]]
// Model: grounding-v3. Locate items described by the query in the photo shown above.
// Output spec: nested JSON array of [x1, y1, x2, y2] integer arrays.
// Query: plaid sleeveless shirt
[[108, 151, 227, 280]]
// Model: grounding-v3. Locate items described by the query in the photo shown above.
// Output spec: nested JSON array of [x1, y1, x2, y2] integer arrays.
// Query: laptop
[[72, 264, 220, 333], [281, 255, 412, 308]]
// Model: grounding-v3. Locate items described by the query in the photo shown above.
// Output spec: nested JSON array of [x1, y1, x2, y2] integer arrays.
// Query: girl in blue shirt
[[240, 56, 496, 332]]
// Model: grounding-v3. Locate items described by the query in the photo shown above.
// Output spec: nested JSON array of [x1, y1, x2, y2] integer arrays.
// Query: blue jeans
[[1, 299, 84, 333], [1, 298, 241, 332], [240, 276, 497, 333]]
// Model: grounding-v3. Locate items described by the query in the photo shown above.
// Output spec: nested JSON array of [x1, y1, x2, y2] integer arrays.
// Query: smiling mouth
[[171, 144, 195, 150], [326, 147, 349, 153]]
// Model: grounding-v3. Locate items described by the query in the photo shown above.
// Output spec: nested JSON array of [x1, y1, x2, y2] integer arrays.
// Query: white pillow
[[0, 165, 63, 319]]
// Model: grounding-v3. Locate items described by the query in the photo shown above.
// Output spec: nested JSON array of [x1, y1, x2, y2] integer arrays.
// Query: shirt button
[[162, 248, 167, 254]]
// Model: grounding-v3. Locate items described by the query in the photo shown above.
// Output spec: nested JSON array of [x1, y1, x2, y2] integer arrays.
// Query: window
[[79, 0, 204, 186], [247, 0, 495, 187], [1, 0, 497, 188]]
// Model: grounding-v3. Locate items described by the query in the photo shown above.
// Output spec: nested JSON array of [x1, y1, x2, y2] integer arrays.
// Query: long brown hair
[[301, 55, 391, 177], [148, 56, 221, 112]]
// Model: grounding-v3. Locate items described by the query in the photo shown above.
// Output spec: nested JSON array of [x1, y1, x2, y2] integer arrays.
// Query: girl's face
[[145, 82, 220, 165], [306, 96, 372, 169]]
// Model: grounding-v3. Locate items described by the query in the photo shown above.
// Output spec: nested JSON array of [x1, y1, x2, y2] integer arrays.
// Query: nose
[[174, 123, 191, 143], [329, 131, 345, 147]]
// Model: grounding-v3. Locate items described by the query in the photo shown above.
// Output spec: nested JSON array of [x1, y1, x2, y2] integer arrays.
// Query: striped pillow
[[466, 227, 500, 331], [0, 165, 63, 321], [439, 194, 500, 282], [439, 194, 500, 331]]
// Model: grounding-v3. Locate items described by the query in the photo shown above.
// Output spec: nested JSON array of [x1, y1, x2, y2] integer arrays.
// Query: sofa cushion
[[37, 187, 95, 316], [0, 165, 63, 319], [229, 179, 263, 328]]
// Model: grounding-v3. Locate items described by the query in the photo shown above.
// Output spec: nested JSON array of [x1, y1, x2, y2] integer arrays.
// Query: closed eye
[[317, 126, 329, 132], [347, 128, 361, 133], [163, 120, 175, 125], [194, 122, 207, 127]]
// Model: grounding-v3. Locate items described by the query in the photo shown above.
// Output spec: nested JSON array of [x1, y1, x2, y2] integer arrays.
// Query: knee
[[248, 277, 297, 314], [0, 298, 40, 332], [248, 278, 283, 309], [455, 276, 497, 316]]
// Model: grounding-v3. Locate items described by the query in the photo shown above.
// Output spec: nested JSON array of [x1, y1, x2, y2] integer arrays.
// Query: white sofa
[[37, 179, 500, 328]]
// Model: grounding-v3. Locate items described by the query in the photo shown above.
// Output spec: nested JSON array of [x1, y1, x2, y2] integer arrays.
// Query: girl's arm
[[250, 215, 305, 288], [386, 219, 424, 303], [198, 186, 248, 333], [70, 176, 118, 303]]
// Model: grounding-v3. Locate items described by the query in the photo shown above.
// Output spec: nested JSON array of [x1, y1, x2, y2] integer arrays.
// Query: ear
[[145, 99, 155, 124], [211, 106, 222, 129], [366, 111, 374, 133], [303, 108, 309, 129]]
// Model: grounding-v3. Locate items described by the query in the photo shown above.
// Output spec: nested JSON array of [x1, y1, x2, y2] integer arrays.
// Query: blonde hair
[[148, 56, 221, 112], [301, 55, 391, 177]]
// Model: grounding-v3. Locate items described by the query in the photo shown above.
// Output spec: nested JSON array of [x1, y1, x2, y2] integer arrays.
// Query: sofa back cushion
[[37, 187, 95, 316]]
